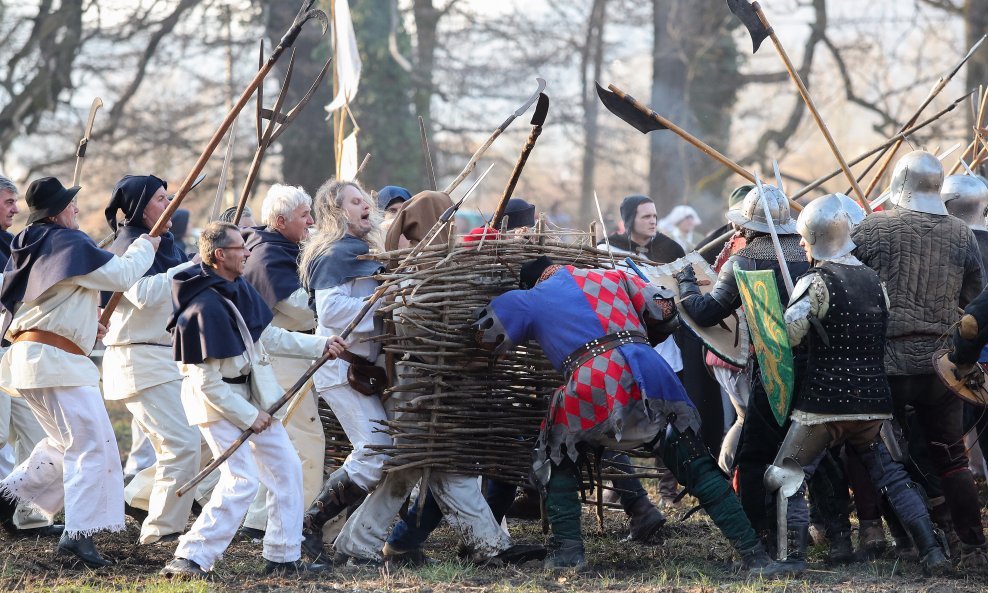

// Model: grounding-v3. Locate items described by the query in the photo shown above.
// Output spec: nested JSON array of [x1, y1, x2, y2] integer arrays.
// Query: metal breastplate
[[798, 263, 891, 415]]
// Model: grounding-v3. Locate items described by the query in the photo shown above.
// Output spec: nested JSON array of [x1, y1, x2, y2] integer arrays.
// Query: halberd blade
[[727, 0, 771, 54], [531, 93, 549, 126], [595, 83, 665, 134]]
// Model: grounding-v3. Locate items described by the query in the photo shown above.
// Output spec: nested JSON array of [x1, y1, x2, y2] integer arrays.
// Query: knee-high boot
[[543, 462, 585, 569], [301, 468, 367, 562]]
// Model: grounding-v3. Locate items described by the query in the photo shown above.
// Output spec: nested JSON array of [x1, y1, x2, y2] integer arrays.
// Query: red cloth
[[462, 226, 500, 244]]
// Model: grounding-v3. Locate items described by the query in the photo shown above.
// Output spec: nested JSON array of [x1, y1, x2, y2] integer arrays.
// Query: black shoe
[[124, 502, 148, 524], [544, 539, 586, 570], [57, 534, 114, 569], [825, 530, 855, 565], [238, 526, 266, 541], [739, 544, 789, 577], [489, 543, 547, 565], [8, 524, 64, 539], [0, 494, 17, 531], [263, 558, 330, 575], [160, 557, 209, 579]]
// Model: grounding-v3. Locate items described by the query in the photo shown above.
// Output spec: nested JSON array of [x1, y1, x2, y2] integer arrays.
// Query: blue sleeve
[[489, 289, 534, 346]]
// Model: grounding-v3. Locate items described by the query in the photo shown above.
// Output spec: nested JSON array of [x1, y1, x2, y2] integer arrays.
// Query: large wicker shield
[[637, 251, 750, 367]]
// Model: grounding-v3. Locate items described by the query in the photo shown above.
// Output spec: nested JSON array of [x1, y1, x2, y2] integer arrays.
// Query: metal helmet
[[889, 150, 947, 215], [942, 174, 988, 228], [796, 194, 855, 261], [835, 193, 866, 227], [726, 184, 798, 235]]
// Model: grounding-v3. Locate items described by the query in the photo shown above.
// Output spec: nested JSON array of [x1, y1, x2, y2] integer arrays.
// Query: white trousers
[[0, 386, 124, 537], [0, 394, 53, 528], [318, 384, 390, 491], [335, 469, 510, 562], [712, 366, 749, 473], [123, 416, 157, 477], [121, 380, 202, 543], [175, 418, 302, 570], [243, 355, 325, 531]]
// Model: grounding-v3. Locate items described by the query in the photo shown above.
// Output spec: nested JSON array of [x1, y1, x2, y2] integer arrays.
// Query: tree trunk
[[649, 0, 741, 216], [412, 0, 441, 188], [579, 0, 608, 228]]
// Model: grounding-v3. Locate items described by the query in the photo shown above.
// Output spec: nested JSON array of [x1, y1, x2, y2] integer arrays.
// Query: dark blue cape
[[167, 264, 273, 364], [99, 224, 188, 307], [1, 224, 113, 316], [0, 230, 12, 269], [242, 227, 301, 308], [304, 234, 383, 291]]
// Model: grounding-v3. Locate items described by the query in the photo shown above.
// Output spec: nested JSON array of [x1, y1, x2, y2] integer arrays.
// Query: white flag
[[326, 0, 361, 113], [340, 131, 359, 180]]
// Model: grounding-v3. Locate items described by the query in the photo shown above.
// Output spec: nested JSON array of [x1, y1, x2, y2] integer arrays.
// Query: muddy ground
[[2, 501, 986, 593]]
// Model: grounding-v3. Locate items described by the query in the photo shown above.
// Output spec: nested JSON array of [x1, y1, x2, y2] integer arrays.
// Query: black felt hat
[[25, 177, 80, 225]]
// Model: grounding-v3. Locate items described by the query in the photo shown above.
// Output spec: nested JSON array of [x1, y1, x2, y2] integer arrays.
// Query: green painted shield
[[734, 269, 794, 426]]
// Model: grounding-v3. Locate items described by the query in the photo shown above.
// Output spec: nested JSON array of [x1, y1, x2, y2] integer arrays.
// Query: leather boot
[[301, 468, 366, 562], [929, 496, 960, 557], [857, 519, 887, 560], [824, 520, 855, 565], [543, 539, 586, 570], [626, 495, 666, 543], [57, 534, 114, 568], [905, 516, 951, 576], [740, 542, 788, 577], [957, 542, 988, 574], [939, 471, 987, 551]]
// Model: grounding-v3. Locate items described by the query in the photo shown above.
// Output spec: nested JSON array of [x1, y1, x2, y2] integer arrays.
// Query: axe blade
[[595, 83, 666, 134], [726, 0, 771, 54], [531, 93, 549, 126]]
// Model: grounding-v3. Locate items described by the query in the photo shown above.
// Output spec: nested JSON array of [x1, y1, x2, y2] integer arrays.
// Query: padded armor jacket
[[851, 208, 985, 376]]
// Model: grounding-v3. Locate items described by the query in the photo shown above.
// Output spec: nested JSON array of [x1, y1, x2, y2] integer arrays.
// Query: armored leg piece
[[301, 468, 367, 562]]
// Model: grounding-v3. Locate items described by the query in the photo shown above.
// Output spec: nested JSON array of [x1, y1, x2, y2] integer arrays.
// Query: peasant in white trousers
[[175, 418, 302, 570], [0, 386, 125, 537], [0, 392, 54, 529]]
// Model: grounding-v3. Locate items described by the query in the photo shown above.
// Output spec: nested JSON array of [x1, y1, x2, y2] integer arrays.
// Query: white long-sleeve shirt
[[0, 238, 155, 390], [180, 324, 327, 429], [312, 277, 381, 391], [102, 261, 197, 400]]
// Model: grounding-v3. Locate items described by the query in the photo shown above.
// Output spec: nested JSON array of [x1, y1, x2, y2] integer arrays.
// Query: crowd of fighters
[[0, 146, 987, 580]]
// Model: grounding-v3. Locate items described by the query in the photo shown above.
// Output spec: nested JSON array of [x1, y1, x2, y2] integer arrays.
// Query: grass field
[[2, 402, 985, 592]]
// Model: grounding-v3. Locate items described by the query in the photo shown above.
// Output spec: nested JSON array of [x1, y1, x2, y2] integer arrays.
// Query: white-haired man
[[100, 174, 200, 545], [238, 184, 324, 540], [0, 175, 63, 539]]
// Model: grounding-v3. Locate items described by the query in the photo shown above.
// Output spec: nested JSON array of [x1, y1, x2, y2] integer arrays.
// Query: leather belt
[[222, 374, 251, 385], [12, 329, 85, 356], [561, 330, 648, 376]]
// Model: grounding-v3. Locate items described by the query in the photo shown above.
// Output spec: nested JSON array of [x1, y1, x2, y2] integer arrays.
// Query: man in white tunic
[[160, 222, 346, 578], [100, 175, 199, 544], [0, 177, 158, 567], [0, 175, 63, 538], [239, 184, 324, 540]]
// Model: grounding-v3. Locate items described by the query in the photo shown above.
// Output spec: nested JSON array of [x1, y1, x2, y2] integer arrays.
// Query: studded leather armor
[[795, 262, 891, 415]]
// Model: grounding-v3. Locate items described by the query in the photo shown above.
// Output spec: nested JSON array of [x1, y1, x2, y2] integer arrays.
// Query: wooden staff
[[442, 78, 546, 195], [72, 98, 102, 187], [746, 2, 870, 212], [490, 93, 549, 228], [100, 1, 328, 325], [791, 93, 970, 201]]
